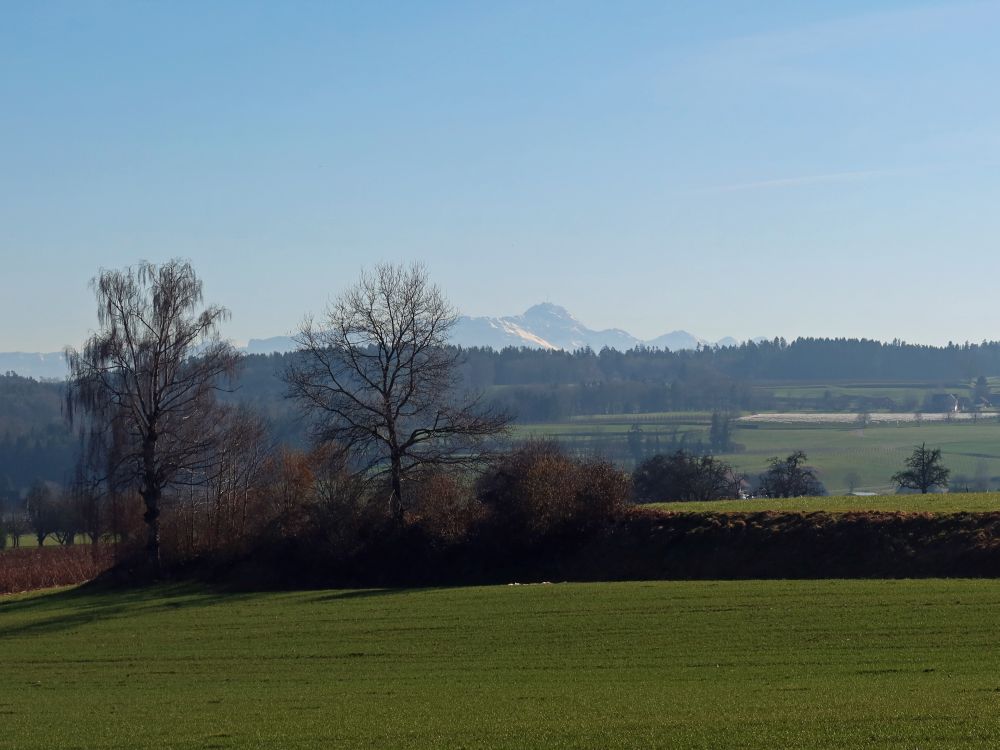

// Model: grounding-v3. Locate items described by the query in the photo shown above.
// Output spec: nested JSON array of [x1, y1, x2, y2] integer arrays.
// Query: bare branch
[[66, 259, 241, 573], [284, 262, 510, 519]]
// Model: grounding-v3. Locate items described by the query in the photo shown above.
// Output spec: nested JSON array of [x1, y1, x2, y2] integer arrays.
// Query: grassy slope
[[649, 491, 1000, 514], [4, 581, 1000, 749]]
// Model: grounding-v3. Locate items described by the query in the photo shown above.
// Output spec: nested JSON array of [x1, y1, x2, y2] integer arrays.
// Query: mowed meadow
[[3, 580, 1000, 749]]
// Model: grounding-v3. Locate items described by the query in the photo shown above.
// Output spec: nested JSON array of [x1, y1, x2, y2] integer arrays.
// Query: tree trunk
[[141, 485, 161, 577], [142, 432, 161, 577], [389, 453, 404, 522]]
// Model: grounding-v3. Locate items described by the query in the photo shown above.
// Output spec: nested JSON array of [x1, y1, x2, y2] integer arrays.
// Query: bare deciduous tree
[[891, 443, 950, 494], [3, 511, 29, 549], [199, 406, 272, 552], [759, 450, 825, 498], [285, 263, 510, 519], [632, 450, 740, 503], [66, 259, 240, 575], [26, 481, 58, 547]]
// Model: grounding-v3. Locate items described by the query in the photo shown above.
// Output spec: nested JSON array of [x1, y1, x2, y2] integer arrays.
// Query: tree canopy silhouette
[[285, 263, 510, 519], [66, 260, 240, 574], [891, 443, 950, 494]]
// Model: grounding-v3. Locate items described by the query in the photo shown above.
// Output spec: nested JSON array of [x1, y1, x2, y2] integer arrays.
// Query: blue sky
[[2, 1, 999, 351]]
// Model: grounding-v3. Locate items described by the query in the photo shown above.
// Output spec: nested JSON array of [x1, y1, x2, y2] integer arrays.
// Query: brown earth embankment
[[237, 509, 1000, 587], [552, 509, 1000, 580], [12, 511, 1000, 593]]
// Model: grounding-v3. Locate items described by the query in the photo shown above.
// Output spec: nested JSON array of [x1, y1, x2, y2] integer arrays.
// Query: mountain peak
[[521, 302, 576, 321], [447, 303, 745, 353]]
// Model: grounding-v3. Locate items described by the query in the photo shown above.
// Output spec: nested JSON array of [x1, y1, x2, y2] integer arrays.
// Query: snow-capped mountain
[[504, 303, 641, 351], [450, 303, 734, 352], [0, 304, 747, 378], [449, 314, 557, 350]]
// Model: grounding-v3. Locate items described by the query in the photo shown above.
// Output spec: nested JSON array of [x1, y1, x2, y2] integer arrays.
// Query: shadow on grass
[[304, 585, 470, 605], [0, 581, 251, 639], [0, 580, 450, 639], [307, 588, 408, 603]]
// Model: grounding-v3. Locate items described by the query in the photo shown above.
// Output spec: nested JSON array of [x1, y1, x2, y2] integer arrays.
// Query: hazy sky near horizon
[[3, 1, 1000, 351]]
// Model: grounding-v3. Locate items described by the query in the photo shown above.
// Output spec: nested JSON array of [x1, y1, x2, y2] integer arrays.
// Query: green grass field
[[5, 534, 88, 549], [755, 377, 1000, 405], [650, 491, 1000, 514], [520, 417, 1000, 494], [0, 535, 91, 552], [720, 421, 1000, 494], [4, 580, 1000, 748], [758, 381, 948, 402]]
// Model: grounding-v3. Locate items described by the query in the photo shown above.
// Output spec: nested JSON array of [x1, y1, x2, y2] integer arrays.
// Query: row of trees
[[11, 259, 962, 576], [64, 261, 512, 575], [631, 443, 953, 503], [0, 480, 124, 549], [632, 450, 825, 503], [3, 440, 955, 549]]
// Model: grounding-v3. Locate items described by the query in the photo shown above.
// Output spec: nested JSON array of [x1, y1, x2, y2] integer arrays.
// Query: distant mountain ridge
[[244, 303, 746, 355], [449, 303, 744, 353], [1, 304, 752, 378]]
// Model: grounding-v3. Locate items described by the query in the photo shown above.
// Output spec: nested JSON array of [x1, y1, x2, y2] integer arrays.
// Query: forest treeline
[[3, 336, 1000, 494], [222, 337, 1000, 423], [460, 337, 1000, 385]]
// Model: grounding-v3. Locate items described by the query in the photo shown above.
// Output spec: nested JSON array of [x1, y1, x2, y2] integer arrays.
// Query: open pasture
[[3, 580, 1000, 748], [722, 421, 1000, 494], [521, 417, 1000, 494], [706, 421, 1000, 494], [755, 380, 962, 403], [740, 412, 997, 423], [752, 378, 1000, 411]]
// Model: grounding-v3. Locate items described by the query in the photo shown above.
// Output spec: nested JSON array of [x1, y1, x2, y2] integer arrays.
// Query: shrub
[[307, 451, 386, 560], [633, 451, 739, 503], [758, 451, 826, 498], [478, 441, 630, 539], [407, 471, 481, 544]]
